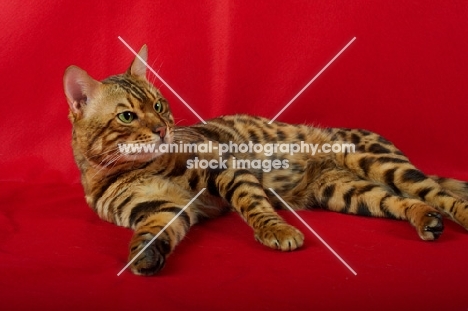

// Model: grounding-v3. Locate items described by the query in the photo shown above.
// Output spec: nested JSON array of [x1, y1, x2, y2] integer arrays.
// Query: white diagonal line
[[118, 36, 207, 124], [268, 37, 356, 124], [117, 188, 206, 276], [268, 188, 357, 276]]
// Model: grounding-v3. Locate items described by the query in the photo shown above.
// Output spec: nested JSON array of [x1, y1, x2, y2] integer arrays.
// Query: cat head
[[64, 45, 175, 170]]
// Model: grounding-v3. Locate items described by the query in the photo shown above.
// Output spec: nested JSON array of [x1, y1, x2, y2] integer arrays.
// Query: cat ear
[[127, 45, 148, 78], [63, 66, 101, 117]]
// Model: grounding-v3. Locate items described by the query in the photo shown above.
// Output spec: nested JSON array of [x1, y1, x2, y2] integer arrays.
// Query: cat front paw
[[255, 223, 304, 251], [128, 231, 171, 276]]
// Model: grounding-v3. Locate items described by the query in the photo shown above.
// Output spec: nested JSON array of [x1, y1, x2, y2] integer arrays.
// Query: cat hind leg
[[312, 171, 444, 241]]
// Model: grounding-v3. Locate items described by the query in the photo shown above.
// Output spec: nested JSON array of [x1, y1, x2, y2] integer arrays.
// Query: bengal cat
[[63, 45, 468, 276]]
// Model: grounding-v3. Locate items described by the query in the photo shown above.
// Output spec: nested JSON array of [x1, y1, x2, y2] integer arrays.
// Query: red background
[[1, 0, 467, 309]]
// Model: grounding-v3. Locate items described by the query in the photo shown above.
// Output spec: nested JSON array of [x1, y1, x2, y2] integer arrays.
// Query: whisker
[[88, 157, 115, 181], [106, 152, 126, 173], [88, 147, 128, 178], [174, 119, 187, 126], [87, 137, 159, 159]]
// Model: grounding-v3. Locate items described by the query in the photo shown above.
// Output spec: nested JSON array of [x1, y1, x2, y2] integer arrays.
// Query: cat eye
[[117, 111, 137, 123], [154, 100, 163, 113]]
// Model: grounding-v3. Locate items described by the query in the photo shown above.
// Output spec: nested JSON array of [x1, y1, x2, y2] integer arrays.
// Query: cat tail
[[430, 175, 468, 200]]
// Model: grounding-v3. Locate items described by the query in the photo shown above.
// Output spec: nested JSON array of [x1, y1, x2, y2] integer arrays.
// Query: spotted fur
[[64, 45, 468, 275]]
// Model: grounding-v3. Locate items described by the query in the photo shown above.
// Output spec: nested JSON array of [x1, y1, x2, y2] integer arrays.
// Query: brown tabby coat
[[64, 46, 468, 275]]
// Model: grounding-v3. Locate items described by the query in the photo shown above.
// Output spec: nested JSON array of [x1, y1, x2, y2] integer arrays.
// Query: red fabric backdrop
[[1, 1, 467, 310]]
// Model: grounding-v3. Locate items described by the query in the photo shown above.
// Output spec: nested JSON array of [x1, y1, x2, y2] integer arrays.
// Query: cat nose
[[153, 126, 166, 138]]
